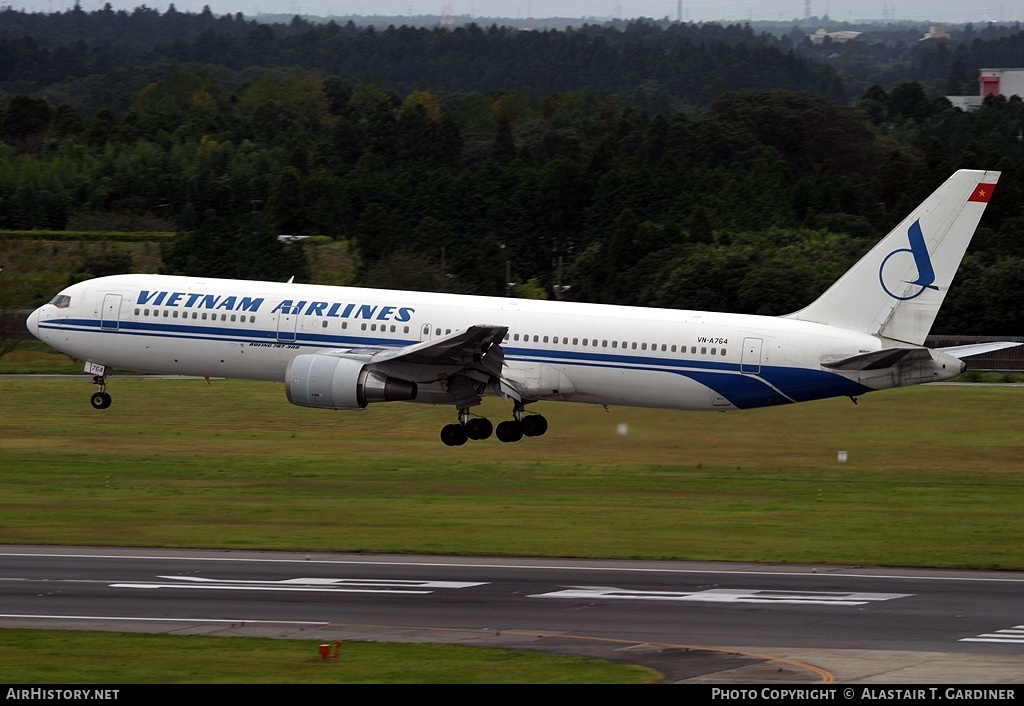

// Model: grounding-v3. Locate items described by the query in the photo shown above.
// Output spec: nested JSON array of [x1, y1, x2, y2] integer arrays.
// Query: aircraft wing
[[305, 325, 511, 409], [368, 324, 507, 373], [368, 325, 511, 408], [821, 347, 933, 371]]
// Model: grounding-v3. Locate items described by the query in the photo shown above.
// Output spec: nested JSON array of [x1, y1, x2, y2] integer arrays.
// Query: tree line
[[2, 8, 1024, 334], [0, 6, 844, 114]]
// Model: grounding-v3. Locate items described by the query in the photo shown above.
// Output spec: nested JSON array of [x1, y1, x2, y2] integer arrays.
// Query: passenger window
[[612, 341, 618, 348], [631, 342, 637, 350], [701, 347, 707, 354], [322, 321, 328, 328], [641, 343, 647, 350], [721, 348, 727, 356], [711, 347, 716, 355]]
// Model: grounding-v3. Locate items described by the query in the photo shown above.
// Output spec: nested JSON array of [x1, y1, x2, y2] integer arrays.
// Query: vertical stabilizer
[[785, 169, 999, 344]]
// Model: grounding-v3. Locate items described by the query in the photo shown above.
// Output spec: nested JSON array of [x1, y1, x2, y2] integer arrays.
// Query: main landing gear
[[89, 374, 112, 409], [495, 413, 547, 443], [439, 404, 548, 446]]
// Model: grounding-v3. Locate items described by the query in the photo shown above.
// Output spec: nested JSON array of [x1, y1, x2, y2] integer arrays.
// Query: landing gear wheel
[[495, 420, 523, 443], [90, 391, 112, 410], [465, 417, 493, 440], [440, 423, 468, 446], [521, 414, 548, 437]]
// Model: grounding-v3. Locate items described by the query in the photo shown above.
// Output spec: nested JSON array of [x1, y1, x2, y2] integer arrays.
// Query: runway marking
[[0, 613, 326, 626], [531, 587, 912, 605], [110, 576, 486, 594], [960, 625, 1024, 644]]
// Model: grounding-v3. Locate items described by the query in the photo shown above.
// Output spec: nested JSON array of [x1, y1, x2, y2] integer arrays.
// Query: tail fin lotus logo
[[878, 220, 938, 301]]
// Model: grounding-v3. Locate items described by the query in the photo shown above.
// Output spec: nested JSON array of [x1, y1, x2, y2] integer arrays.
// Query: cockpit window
[[49, 294, 71, 309]]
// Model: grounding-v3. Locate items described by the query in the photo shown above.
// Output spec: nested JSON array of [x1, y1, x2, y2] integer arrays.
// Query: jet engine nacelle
[[285, 354, 418, 410]]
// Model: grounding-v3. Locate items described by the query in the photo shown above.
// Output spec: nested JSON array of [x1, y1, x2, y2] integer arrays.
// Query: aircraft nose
[[26, 308, 41, 339]]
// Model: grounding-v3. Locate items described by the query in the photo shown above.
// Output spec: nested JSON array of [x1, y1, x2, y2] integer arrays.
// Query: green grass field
[[0, 630, 656, 684], [2, 375, 1022, 683], [3, 375, 1022, 568]]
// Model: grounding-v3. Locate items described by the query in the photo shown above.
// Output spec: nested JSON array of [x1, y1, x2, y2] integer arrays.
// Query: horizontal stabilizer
[[822, 347, 932, 371], [938, 341, 1024, 359]]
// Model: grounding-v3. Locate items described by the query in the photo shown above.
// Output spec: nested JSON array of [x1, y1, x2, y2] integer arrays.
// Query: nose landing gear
[[89, 373, 112, 409]]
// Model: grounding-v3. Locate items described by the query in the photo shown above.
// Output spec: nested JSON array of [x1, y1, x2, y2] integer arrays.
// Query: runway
[[0, 546, 1022, 684]]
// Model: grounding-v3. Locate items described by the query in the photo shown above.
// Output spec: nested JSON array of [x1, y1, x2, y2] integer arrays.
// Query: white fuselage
[[27, 273, 955, 412]]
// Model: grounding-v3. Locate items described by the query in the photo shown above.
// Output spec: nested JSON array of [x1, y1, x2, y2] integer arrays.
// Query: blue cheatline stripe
[[38, 319, 873, 408], [41, 319, 412, 349], [521, 354, 871, 408]]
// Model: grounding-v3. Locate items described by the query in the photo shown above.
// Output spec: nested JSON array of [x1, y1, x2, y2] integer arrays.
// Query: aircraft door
[[741, 337, 763, 374], [276, 311, 298, 342], [420, 323, 432, 341], [100, 294, 122, 331]]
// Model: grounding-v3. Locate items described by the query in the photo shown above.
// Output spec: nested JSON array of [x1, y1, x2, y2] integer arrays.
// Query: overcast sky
[[3, 1, 1020, 24]]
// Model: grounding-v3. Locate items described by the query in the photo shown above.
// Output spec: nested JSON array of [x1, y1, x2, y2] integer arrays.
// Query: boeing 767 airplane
[[26, 170, 1014, 445]]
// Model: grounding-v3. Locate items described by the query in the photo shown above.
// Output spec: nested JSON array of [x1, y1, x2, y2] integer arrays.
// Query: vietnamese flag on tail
[[968, 183, 996, 202]]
